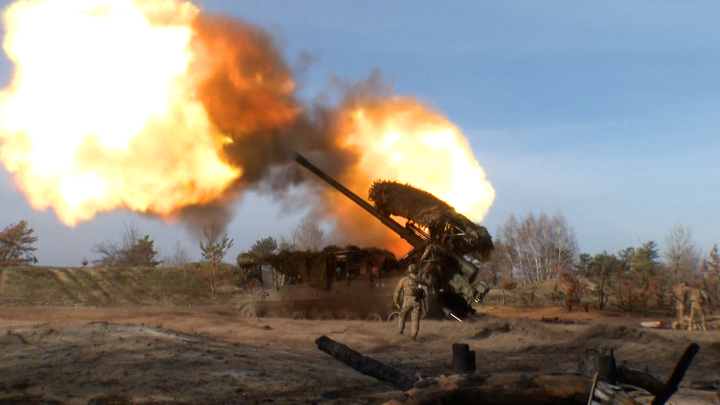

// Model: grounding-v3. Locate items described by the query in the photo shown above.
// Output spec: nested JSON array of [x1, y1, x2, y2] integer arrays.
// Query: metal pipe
[[294, 152, 426, 247]]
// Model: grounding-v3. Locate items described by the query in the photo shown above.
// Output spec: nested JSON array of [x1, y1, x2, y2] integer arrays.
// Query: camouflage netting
[[267, 246, 398, 290], [369, 180, 493, 259], [369, 180, 453, 226], [266, 249, 335, 290]]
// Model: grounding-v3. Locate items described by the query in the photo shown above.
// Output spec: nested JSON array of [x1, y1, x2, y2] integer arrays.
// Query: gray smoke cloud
[[181, 12, 399, 243]]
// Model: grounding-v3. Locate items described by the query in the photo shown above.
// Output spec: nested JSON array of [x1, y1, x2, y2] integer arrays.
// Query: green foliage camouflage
[[368, 180, 493, 258], [238, 245, 398, 290]]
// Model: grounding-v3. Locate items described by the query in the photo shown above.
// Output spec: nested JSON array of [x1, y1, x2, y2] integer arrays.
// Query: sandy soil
[[0, 305, 718, 404]]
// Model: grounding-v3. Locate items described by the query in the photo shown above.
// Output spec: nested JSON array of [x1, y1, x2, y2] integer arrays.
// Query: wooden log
[[315, 335, 415, 391], [617, 364, 664, 395], [578, 344, 698, 403], [580, 348, 666, 396], [650, 343, 699, 405], [385, 372, 593, 405]]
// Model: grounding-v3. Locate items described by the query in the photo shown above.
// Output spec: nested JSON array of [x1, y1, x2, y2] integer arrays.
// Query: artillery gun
[[294, 153, 493, 319], [244, 245, 403, 320]]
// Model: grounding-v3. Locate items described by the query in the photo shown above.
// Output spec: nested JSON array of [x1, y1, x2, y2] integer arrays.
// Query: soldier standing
[[672, 282, 690, 320], [420, 243, 442, 291], [688, 287, 709, 331], [393, 264, 427, 339]]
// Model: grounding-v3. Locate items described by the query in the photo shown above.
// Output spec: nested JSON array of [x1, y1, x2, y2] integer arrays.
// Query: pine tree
[[199, 223, 234, 294], [0, 221, 38, 266]]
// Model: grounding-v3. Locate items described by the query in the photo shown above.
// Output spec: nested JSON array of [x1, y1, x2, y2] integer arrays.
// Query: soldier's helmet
[[407, 264, 417, 274]]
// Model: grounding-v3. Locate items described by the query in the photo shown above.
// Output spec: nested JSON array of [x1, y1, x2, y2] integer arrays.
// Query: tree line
[[2, 215, 718, 308], [491, 214, 719, 312], [0, 218, 324, 294], [491, 214, 714, 285]]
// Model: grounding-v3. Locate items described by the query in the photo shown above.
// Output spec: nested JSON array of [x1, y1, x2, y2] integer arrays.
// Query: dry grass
[[0, 265, 244, 307]]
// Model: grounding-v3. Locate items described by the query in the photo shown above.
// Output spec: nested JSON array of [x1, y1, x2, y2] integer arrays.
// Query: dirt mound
[[577, 324, 675, 345], [471, 321, 511, 339], [470, 318, 586, 351]]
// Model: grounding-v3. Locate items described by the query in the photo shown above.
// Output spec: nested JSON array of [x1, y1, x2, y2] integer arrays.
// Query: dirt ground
[[0, 304, 719, 404]]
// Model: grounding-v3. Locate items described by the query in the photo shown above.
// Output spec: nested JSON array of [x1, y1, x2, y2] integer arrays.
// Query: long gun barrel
[[295, 153, 426, 247], [295, 152, 490, 314]]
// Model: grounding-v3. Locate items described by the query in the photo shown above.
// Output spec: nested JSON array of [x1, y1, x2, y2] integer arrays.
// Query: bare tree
[[92, 240, 121, 267], [199, 223, 234, 294], [557, 271, 590, 312], [664, 225, 700, 281], [701, 244, 720, 308], [292, 218, 324, 252], [496, 212, 577, 285], [162, 240, 190, 268], [0, 220, 38, 266], [278, 235, 293, 251], [92, 223, 161, 267], [550, 214, 576, 275]]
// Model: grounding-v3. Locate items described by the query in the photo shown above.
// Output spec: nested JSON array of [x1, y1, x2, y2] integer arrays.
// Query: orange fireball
[[318, 96, 495, 255], [0, 0, 494, 257], [0, 0, 242, 224], [342, 97, 494, 221]]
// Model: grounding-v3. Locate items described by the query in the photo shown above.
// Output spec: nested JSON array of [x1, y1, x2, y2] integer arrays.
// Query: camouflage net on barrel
[[369, 180, 453, 226], [368, 180, 493, 259]]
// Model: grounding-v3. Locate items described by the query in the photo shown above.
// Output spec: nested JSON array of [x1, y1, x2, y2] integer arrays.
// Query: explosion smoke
[[0, 0, 495, 254]]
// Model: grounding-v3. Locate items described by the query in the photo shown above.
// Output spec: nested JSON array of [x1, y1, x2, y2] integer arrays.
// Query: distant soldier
[[419, 243, 442, 290], [672, 282, 690, 320], [393, 264, 427, 339], [688, 287, 710, 331]]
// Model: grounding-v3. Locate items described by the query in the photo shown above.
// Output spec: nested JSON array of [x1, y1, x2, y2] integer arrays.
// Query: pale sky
[[1, 1, 719, 266]]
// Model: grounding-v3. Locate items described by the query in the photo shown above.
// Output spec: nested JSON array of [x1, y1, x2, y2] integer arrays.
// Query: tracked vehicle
[[240, 246, 402, 320], [239, 153, 494, 321]]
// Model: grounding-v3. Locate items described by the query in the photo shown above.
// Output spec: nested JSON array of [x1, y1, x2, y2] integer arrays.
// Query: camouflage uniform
[[420, 244, 442, 291], [688, 288, 709, 331], [672, 282, 690, 320], [394, 265, 426, 339]]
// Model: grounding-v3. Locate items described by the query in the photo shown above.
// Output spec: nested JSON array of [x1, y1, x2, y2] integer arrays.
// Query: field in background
[[0, 267, 673, 314], [0, 265, 682, 322], [0, 264, 246, 307]]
